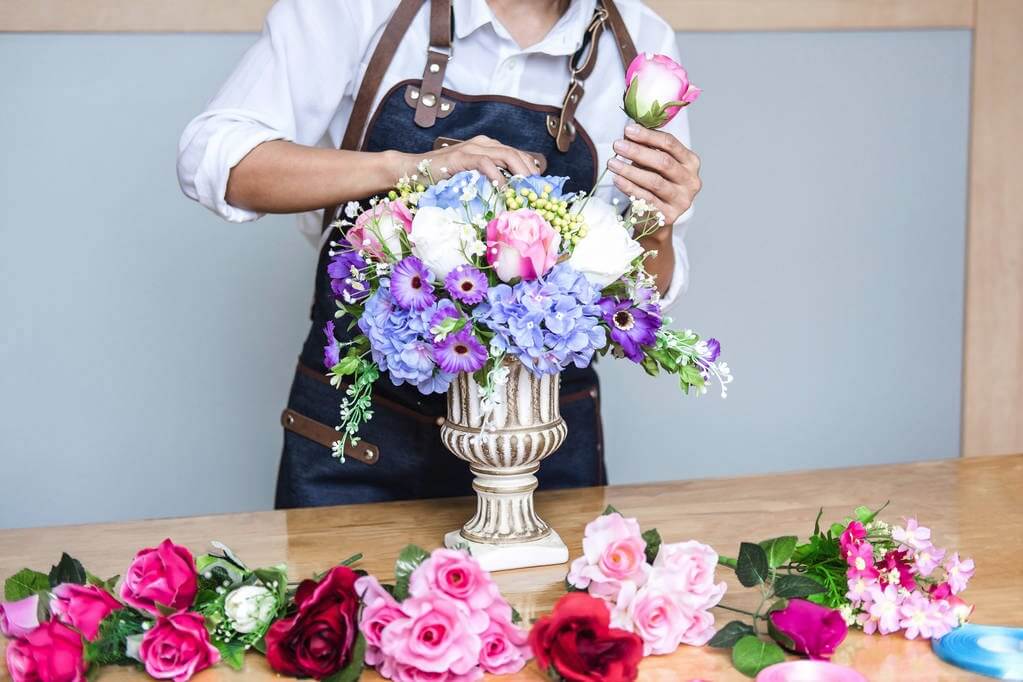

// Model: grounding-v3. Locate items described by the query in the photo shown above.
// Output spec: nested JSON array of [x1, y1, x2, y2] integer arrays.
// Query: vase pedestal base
[[443, 529, 569, 572]]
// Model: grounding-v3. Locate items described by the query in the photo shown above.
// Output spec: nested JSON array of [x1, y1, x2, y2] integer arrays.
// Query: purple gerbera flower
[[323, 321, 341, 369], [598, 295, 662, 363], [434, 329, 487, 374], [445, 265, 488, 305], [391, 256, 436, 311]]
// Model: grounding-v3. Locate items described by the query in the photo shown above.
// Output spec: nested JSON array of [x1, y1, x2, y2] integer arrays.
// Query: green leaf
[[829, 522, 845, 538], [5, 569, 50, 601], [708, 620, 756, 649], [854, 501, 890, 525], [641, 528, 662, 564], [511, 606, 522, 625], [154, 602, 177, 618], [323, 632, 366, 682], [773, 575, 826, 599], [215, 639, 247, 671], [393, 545, 429, 601], [83, 609, 147, 666], [758, 537, 797, 570], [641, 355, 660, 377], [49, 553, 87, 587], [732, 636, 786, 678], [812, 507, 824, 536], [735, 543, 770, 588], [623, 80, 640, 121], [602, 505, 621, 516]]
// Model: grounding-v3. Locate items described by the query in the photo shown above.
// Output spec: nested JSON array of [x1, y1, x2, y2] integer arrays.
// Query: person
[[176, 0, 703, 509]]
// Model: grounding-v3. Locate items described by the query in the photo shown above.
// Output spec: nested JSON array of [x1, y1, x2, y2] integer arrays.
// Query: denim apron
[[275, 0, 637, 508]]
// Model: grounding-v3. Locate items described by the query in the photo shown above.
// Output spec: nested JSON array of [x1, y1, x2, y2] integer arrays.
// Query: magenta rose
[[769, 598, 848, 660], [623, 52, 700, 129], [485, 208, 560, 282], [355, 575, 407, 667], [5, 620, 87, 682], [138, 612, 219, 682], [50, 584, 122, 641], [408, 548, 499, 611], [380, 594, 484, 676], [265, 565, 361, 679], [119, 539, 197, 615], [0, 595, 41, 639], [347, 199, 413, 260]]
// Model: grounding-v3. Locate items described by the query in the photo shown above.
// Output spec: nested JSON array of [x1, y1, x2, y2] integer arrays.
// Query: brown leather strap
[[281, 408, 379, 464], [322, 0, 427, 233], [414, 0, 453, 128], [601, 0, 638, 68]]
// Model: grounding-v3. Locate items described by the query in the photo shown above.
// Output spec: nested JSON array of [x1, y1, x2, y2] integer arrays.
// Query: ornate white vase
[[441, 359, 570, 571]]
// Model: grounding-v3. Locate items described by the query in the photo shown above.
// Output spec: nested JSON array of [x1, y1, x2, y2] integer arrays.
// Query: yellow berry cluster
[[503, 185, 589, 244], [389, 178, 426, 202]]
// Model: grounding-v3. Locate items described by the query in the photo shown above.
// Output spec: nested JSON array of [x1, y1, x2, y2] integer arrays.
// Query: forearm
[[640, 230, 676, 297], [225, 140, 408, 214]]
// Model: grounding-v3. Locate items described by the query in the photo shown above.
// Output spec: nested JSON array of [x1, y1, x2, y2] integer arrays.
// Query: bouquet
[[322, 53, 728, 458]]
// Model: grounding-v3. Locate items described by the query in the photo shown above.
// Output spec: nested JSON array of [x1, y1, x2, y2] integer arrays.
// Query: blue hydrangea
[[475, 264, 606, 374], [418, 170, 491, 216], [509, 174, 574, 201], [358, 282, 455, 394]]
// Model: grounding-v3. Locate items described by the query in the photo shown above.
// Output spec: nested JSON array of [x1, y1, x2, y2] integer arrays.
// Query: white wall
[[0, 29, 971, 528]]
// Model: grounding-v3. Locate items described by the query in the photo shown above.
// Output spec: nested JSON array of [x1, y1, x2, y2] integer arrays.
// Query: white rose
[[568, 196, 644, 288], [410, 205, 473, 278], [224, 584, 277, 634]]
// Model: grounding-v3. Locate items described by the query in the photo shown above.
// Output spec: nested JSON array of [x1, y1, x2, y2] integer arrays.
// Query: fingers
[[607, 157, 675, 206], [609, 168, 667, 215], [465, 135, 542, 177], [612, 139, 685, 184], [623, 124, 699, 170]]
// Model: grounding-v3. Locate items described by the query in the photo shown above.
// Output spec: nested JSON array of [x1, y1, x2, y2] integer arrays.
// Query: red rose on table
[[119, 539, 198, 615], [529, 592, 644, 682], [5, 620, 87, 682], [265, 565, 361, 679]]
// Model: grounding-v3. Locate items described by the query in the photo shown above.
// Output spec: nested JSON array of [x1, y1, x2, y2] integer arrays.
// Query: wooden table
[[2, 455, 1021, 680]]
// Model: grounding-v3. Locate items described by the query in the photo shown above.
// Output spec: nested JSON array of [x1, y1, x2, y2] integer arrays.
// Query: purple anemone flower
[[391, 256, 436, 311], [445, 265, 488, 305], [327, 247, 369, 303], [323, 321, 341, 369], [434, 329, 487, 374], [705, 338, 721, 363], [598, 296, 662, 363]]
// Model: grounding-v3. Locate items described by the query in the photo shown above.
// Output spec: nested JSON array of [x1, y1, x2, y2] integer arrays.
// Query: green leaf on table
[[215, 639, 247, 671], [642, 528, 662, 564], [5, 568, 50, 601], [393, 545, 429, 601], [511, 606, 522, 625], [773, 574, 826, 599], [323, 632, 366, 682], [758, 536, 797, 569], [732, 635, 786, 678], [84, 609, 147, 666], [49, 553, 87, 587], [829, 522, 845, 538], [602, 505, 621, 516], [708, 620, 756, 649], [735, 542, 770, 587], [812, 507, 824, 536], [253, 566, 289, 604]]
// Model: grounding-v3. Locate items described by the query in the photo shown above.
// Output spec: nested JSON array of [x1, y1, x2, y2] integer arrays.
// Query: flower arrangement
[[355, 545, 532, 680], [711, 504, 975, 677], [564, 507, 727, 659], [323, 53, 728, 458]]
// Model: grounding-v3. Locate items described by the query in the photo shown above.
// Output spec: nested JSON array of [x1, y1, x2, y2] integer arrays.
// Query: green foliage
[[323, 633, 366, 682], [732, 636, 786, 678], [83, 609, 147, 667], [392, 545, 429, 601], [5, 568, 50, 601], [735, 543, 770, 587], [48, 553, 87, 587], [773, 574, 826, 599], [602, 504, 620, 516], [708, 620, 756, 649], [759, 536, 797, 569], [641, 528, 662, 564]]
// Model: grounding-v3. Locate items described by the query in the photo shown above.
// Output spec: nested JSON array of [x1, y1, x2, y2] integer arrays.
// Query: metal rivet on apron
[[440, 102, 451, 112], [441, 142, 450, 147], [429, 63, 440, 74], [284, 414, 295, 426], [435, 416, 446, 427], [364, 450, 375, 461], [410, 89, 420, 100], [421, 94, 437, 107]]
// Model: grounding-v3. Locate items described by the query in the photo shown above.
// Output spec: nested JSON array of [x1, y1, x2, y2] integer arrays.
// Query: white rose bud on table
[[224, 584, 277, 634], [568, 196, 645, 289]]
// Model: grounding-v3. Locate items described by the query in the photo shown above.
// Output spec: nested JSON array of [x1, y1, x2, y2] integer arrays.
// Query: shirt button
[[505, 58, 518, 71]]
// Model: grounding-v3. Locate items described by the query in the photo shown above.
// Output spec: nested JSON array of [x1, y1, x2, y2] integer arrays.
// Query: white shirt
[[177, 0, 693, 305]]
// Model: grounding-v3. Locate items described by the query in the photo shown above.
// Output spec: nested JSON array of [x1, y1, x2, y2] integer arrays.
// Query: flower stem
[[718, 556, 738, 569], [714, 603, 758, 618]]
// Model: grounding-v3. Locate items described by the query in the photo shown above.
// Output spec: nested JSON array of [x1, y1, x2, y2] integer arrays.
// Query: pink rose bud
[[5, 620, 87, 682], [346, 199, 413, 261], [769, 598, 848, 660], [486, 208, 561, 282], [139, 612, 220, 682], [0, 595, 41, 639], [623, 52, 700, 129], [119, 539, 198, 615], [50, 584, 122, 641]]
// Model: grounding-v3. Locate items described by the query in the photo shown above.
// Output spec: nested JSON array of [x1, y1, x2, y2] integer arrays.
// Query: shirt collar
[[452, 0, 599, 56]]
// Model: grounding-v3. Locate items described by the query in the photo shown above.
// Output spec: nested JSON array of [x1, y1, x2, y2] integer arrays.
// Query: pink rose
[[409, 549, 499, 611], [651, 541, 727, 612], [138, 612, 220, 682], [0, 595, 40, 639], [347, 199, 413, 260], [119, 539, 197, 615], [623, 52, 700, 129], [769, 599, 848, 660], [380, 594, 484, 676], [620, 584, 687, 656], [5, 620, 87, 682], [50, 584, 122, 641], [478, 609, 531, 675], [567, 513, 649, 600], [679, 607, 717, 647], [485, 208, 560, 282], [356, 575, 407, 666]]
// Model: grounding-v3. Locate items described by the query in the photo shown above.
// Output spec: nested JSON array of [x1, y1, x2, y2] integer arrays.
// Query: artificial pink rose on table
[[623, 52, 701, 129], [408, 548, 499, 611], [0, 594, 40, 639], [379, 594, 485, 677], [50, 583, 122, 641], [486, 208, 560, 282], [347, 198, 413, 260], [5, 620, 87, 682], [478, 613, 531, 675], [356, 575, 407, 667], [651, 540, 728, 612], [138, 612, 220, 682], [120, 538, 198, 615], [769, 598, 849, 660]]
